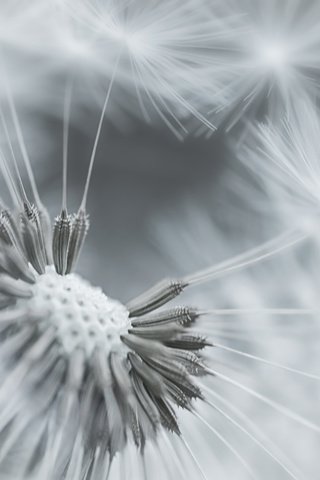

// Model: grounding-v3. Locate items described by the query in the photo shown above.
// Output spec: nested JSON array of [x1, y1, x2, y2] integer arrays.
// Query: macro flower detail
[[0, 189, 213, 478], [1, 179, 319, 479], [1, 1, 320, 478]]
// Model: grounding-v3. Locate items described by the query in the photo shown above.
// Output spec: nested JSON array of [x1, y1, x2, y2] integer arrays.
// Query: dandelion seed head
[[1, 1, 319, 476], [0, 188, 210, 476], [25, 266, 130, 357]]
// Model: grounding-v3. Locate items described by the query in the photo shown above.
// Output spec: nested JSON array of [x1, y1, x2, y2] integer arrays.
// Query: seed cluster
[[27, 267, 130, 356], [0, 200, 210, 477]]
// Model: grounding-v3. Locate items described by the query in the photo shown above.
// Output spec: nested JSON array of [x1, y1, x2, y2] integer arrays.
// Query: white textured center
[[27, 266, 131, 357]]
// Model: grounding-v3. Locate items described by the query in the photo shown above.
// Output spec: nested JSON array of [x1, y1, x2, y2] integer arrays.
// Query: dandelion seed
[[46, 0, 239, 134], [149, 198, 320, 478], [206, 0, 320, 131], [0, 0, 236, 141]]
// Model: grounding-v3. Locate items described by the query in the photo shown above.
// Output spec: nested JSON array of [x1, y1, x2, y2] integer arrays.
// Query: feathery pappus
[[0, 1, 320, 478], [49, 0, 241, 136], [0, 0, 240, 136], [236, 99, 320, 233], [203, 0, 320, 133], [0, 100, 319, 479], [151, 196, 320, 479]]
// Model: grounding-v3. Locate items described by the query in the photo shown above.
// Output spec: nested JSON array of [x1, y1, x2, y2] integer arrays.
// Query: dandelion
[[1, 1, 320, 479], [48, 0, 239, 136], [0, 93, 319, 479], [206, 0, 320, 131]]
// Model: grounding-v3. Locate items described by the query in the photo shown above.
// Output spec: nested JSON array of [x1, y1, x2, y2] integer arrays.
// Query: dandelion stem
[[193, 411, 257, 479], [0, 152, 21, 207], [128, 230, 307, 315], [80, 49, 122, 211], [4, 72, 42, 207], [183, 228, 307, 286], [205, 367, 320, 433], [211, 343, 320, 380], [62, 79, 73, 211], [179, 436, 209, 480], [198, 308, 319, 316], [0, 110, 28, 205], [208, 386, 304, 478], [161, 431, 188, 479], [200, 385, 301, 480]]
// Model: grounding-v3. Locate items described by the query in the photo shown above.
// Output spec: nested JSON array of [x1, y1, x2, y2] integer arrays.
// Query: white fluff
[[204, 0, 320, 130], [237, 99, 320, 232]]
